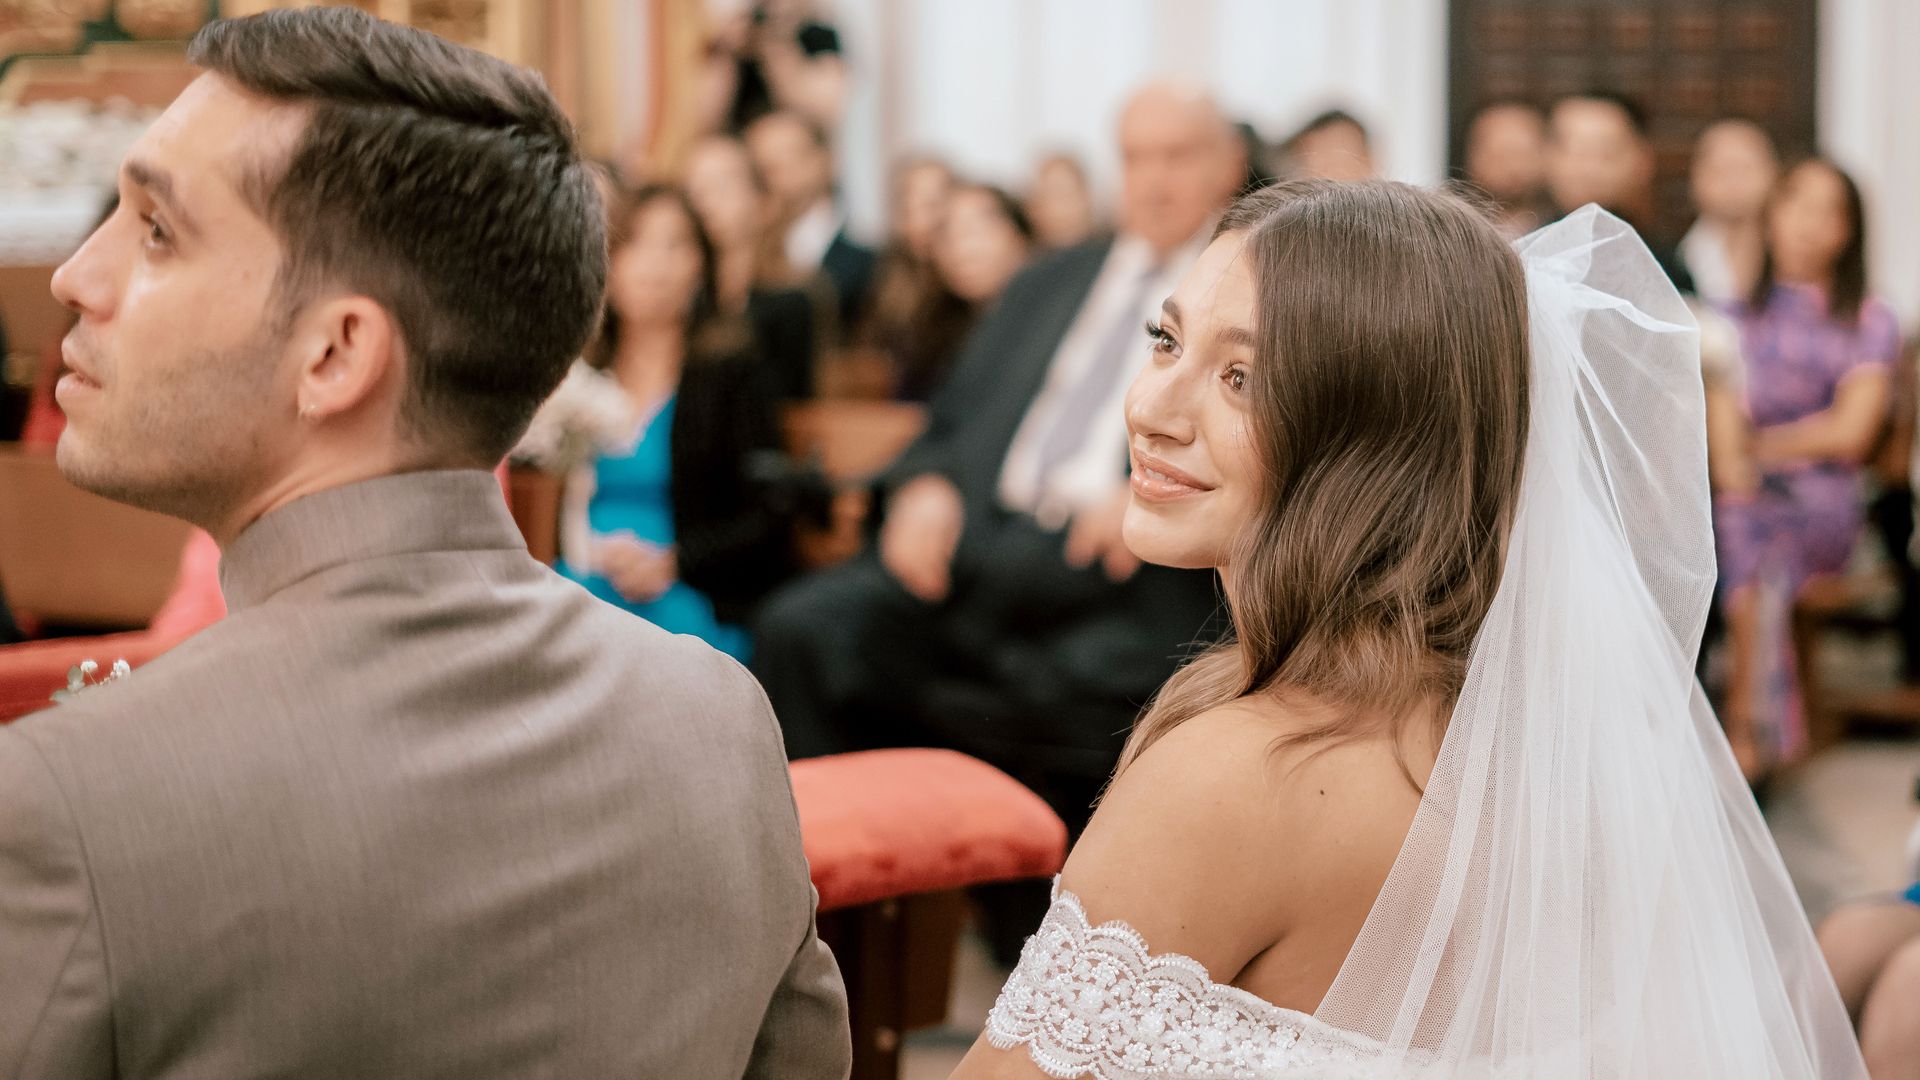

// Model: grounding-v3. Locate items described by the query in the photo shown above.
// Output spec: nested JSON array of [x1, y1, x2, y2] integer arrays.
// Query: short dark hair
[[1552, 89, 1651, 139], [188, 8, 607, 464], [751, 108, 832, 153], [1695, 115, 1780, 160], [1287, 109, 1370, 149], [956, 182, 1036, 244], [1466, 97, 1545, 128]]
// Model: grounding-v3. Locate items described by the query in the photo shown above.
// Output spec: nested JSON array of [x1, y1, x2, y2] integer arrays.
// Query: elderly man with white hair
[[753, 79, 1245, 840]]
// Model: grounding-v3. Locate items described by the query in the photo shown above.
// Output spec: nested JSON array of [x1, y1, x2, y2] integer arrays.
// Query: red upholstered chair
[[21, 338, 67, 448], [0, 528, 225, 722], [791, 748, 1066, 1080], [0, 462, 519, 725]]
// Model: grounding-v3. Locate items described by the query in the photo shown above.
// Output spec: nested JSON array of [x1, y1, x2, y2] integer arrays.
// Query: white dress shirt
[[997, 228, 1213, 529], [1679, 220, 1738, 307], [783, 198, 841, 274]]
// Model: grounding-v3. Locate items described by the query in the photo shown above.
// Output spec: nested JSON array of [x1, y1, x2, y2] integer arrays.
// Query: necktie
[[1031, 262, 1160, 488]]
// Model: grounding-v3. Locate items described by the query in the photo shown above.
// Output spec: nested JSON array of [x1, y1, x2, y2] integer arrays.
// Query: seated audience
[[753, 79, 1243, 806], [1715, 158, 1898, 779], [543, 184, 794, 660], [1543, 90, 1669, 248], [1680, 117, 1781, 307], [1025, 152, 1100, 251], [699, 0, 848, 135], [935, 184, 1034, 308], [1819, 833, 1920, 1079], [746, 108, 875, 336], [861, 156, 961, 399], [683, 132, 821, 398], [1234, 119, 1280, 193], [889, 154, 957, 264], [1282, 108, 1375, 181], [1460, 97, 1551, 239], [876, 182, 1035, 402]]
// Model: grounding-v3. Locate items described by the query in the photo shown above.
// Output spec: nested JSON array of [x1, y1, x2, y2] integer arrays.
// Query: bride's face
[[1122, 231, 1262, 570]]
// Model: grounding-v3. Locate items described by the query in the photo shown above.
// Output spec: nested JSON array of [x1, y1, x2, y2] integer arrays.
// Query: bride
[[951, 181, 1865, 1078]]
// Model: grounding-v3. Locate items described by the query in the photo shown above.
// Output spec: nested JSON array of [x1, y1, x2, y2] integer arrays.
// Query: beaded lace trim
[[985, 882, 1386, 1079]]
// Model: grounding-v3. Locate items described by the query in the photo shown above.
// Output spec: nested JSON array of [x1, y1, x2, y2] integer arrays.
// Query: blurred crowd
[[8, 2, 1920, 1064], [500, 6, 1920, 1030]]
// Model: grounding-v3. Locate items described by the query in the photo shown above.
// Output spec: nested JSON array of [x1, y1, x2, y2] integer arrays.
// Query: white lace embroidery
[[985, 882, 1391, 1079]]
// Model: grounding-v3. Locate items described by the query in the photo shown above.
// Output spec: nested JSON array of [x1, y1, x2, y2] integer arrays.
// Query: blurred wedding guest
[[1462, 98, 1551, 239], [1026, 152, 1100, 251], [936, 184, 1035, 308], [875, 182, 1035, 401], [535, 184, 794, 659], [1715, 158, 1898, 780], [683, 132, 820, 398], [1, 9, 846, 1077], [1234, 119, 1279, 193], [1819, 831, 1920, 1078], [698, 0, 847, 134], [1282, 108, 1375, 181], [861, 156, 958, 397], [746, 108, 874, 335], [754, 78, 1242, 795], [1679, 117, 1781, 306], [890, 155, 956, 263], [1545, 90, 1659, 238]]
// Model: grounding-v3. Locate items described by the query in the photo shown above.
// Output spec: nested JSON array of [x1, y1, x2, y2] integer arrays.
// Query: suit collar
[[219, 469, 524, 612]]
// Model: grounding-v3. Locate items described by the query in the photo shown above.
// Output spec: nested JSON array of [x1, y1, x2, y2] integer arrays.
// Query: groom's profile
[[0, 8, 848, 1078]]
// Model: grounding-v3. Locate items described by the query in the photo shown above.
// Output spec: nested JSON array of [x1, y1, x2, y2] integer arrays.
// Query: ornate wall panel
[[1448, 0, 1819, 245]]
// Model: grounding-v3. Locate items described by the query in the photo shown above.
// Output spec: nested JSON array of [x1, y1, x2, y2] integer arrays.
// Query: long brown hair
[[1749, 156, 1870, 326], [589, 183, 746, 371], [1119, 180, 1532, 784]]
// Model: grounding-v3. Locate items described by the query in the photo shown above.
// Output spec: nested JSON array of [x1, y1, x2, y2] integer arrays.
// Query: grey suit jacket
[[0, 471, 849, 1079]]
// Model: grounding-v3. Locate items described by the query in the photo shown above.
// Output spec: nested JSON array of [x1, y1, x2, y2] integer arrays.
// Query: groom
[[0, 9, 847, 1078]]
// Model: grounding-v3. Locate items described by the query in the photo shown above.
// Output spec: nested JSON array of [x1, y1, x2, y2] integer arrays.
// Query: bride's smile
[[1121, 233, 1261, 571]]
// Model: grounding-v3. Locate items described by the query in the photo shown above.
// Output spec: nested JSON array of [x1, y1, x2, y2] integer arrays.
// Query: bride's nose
[[1125, 360, 1198, 446]]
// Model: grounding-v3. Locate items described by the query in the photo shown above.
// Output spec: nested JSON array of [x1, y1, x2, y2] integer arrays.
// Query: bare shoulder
[[1059, 698, 1426, 981]]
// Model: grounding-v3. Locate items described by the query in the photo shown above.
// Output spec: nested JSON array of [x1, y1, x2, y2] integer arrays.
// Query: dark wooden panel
[[1448, 0, 1819, 248]]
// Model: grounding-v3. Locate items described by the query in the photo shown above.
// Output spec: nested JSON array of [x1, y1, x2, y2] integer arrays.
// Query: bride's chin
[[1120, 522, 1219, 572]]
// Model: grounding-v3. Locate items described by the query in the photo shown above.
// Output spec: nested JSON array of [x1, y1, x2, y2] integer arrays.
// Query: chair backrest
[[0, 47, 197, 108], [505, 465, 561, 564], [0, 446, 192, 628], [781, 400, 927, 484], [0, 265, 66, 383]]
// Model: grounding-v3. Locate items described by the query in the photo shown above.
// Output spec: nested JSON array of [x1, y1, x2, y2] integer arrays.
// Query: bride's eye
[[1223, 365, 1248, 393], [1144, 321, 1179, 357]]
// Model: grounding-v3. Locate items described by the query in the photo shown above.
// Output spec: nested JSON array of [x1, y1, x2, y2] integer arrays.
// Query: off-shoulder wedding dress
[[982, 207, 1867, 1080]]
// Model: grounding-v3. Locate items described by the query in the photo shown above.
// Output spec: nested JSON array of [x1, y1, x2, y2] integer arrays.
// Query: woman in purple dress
[[1717, 158, 1899, 779]]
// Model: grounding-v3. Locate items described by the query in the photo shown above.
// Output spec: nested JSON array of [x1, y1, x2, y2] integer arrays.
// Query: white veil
[[1307, 206, 1866, 1078]]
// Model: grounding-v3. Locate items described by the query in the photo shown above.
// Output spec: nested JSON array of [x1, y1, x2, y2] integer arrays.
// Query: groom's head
[[50, 8, 605, 538]]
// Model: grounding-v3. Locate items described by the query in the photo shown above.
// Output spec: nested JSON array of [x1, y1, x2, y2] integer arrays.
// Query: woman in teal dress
[[554, 184, 795, 659]]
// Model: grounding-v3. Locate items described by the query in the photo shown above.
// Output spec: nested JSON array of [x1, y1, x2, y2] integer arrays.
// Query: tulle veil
[[1298, 206, 1866, 1078]]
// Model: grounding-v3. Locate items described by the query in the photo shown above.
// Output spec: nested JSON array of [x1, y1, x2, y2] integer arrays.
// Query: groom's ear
[[288, 295, 406, 426]]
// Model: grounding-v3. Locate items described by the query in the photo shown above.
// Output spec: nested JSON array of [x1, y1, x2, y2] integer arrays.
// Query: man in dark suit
[[755, 81, 1245, 785], [747, 109, 876, 335]]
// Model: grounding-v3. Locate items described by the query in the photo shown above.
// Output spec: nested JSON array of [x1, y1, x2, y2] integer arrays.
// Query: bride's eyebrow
[[1160, 298, 1182, 327], [1217, 324, 1257, 349]]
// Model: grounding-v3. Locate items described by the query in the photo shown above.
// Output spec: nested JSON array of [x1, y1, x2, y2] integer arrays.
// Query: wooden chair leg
[[818, 890, 967, 1080]]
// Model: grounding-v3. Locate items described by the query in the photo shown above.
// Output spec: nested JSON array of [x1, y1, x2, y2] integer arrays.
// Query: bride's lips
[[1130, 449, 1216, 502]]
